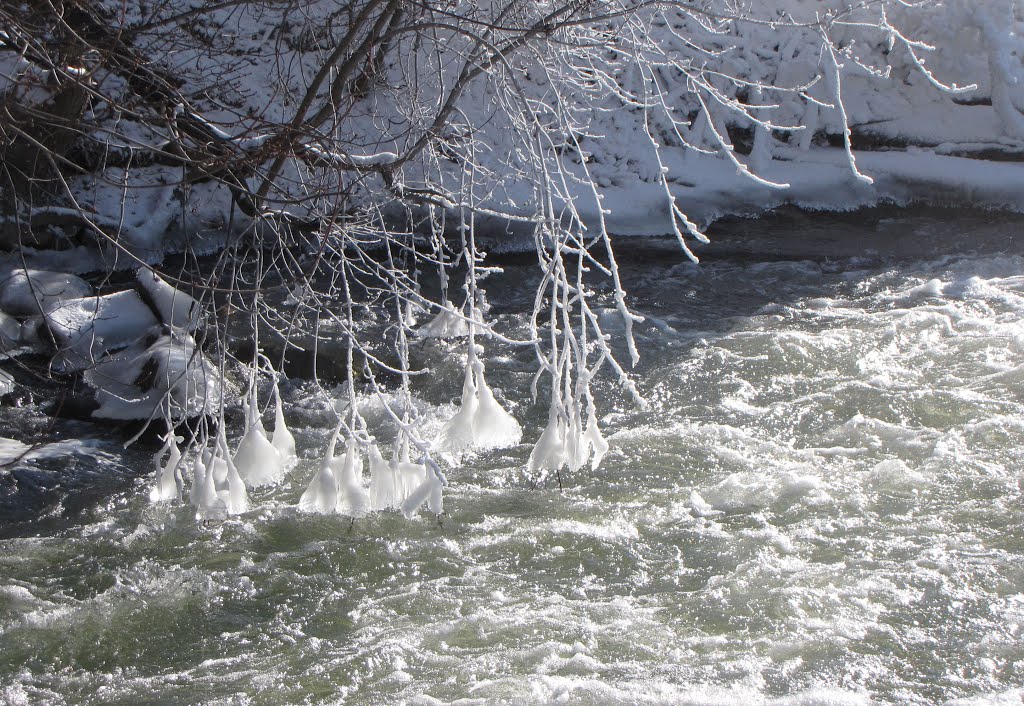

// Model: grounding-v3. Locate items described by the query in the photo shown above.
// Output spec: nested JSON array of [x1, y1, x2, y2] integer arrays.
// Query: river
[[1, 208, 1022, 705]]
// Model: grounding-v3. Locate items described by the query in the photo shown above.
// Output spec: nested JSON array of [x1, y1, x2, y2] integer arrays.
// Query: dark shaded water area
[[1, 206, 1023, 704]]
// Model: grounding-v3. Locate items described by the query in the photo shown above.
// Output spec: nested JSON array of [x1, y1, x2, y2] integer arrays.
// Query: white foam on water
[[4, 250, 1024, 704]]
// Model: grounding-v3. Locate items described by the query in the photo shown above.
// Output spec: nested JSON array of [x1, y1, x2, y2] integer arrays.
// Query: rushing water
[[2, 210, 1023, 705]]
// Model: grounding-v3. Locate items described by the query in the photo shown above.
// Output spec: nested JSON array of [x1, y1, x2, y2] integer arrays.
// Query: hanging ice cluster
[[438, 349, 522, 454], [149, 366, 611, 521], [299, 416, 443, 520], [151, 431, 184, 503], [191, 432, 249, 520], [528, 394, 609, 478], [233, 380, 296, 488], [151, 377, 299, 520]]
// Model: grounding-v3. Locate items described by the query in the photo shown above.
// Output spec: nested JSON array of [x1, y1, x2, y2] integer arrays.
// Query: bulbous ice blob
[[438, 364, 479, 453], [271, 383, 297, 467], [234, 400, 284, 488], [472, 361, 522, 449], [528, 405, 568, 473], [151, 433, 183, 502], [335, 445, 370, 517], [196, 455, 227, 522], [300, 437, 340, 513]]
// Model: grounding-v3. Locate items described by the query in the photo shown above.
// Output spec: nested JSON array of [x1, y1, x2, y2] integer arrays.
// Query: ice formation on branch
[[233, 389, 284, 488], [417, 302, 470, 339], [528, 403, 568, 476], [400, 469, 444, 520], [151, 432, 184, 502], [299, 415, 372, 517], [271, 380, 297, 468], [298, 427, 341, 514], [527, 400, 610, 479], [368, 441, 431, 513], [335, 444, 371, 517], [193, 433, 249, 519], [438, 347, 522, 454]]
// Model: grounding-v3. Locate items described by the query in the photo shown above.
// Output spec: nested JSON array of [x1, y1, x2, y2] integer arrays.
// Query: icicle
[[567, 406, 587, 473], [196, 452, 227, 522], [299, 429, 340, 513], [233, 395, 284, 488], [401, 470, 443, 519], [403, 299, 420, 328], [582, 406, 609, 470], [438, 362, 479, 453], [217, 434, 249, 515], [528, 403, 568, 474], [427, 476, 444, 515], [271, 379, 297, 467], [335, 444, 370, 517], [190, 447, 210, 508], [471, 359, 522, 449], [368, 442, 398, 511], [222, 462, 249, 514], [151, 431, 183, 502], [391, 439, 426, 505]]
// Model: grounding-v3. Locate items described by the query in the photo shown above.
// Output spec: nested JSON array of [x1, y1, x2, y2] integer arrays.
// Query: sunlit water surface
[[2, 212, 1023, 705]]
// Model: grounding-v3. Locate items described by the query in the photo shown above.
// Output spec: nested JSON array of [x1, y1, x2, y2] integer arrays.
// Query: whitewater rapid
[[1, 212, 1023, 705]]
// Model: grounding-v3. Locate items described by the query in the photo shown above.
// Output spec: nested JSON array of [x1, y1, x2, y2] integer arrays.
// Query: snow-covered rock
[[84, 330, 220, 420], [0, 269, 91, 317], [0, 369, 13, 397], [44, 290, 159, 372], [0, 311, 20, 350], [136, 268, 203, 331]]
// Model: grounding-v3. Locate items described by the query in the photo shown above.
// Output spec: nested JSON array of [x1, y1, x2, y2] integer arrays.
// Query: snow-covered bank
[[476, 146, 1024, 253], [4, 145, 1023, 269], [5, 0, 1024, 257]]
